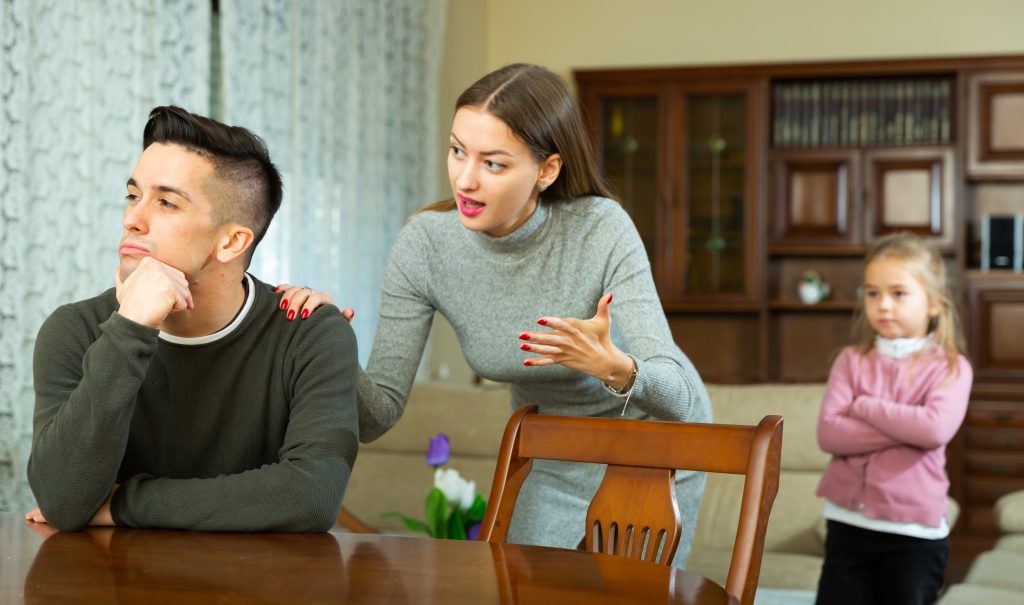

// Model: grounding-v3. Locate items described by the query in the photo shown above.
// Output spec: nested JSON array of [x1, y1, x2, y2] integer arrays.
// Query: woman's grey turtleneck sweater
[[356, 196, 712, 567]]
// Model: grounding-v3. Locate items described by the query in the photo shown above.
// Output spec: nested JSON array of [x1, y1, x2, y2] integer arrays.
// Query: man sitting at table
[[25, 106, 358, 532]]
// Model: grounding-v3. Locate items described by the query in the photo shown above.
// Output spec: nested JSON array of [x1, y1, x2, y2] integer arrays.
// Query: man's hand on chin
[[115, 257, 194, 328]]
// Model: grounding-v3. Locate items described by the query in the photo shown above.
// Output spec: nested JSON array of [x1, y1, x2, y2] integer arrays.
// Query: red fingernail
[[287, 309, 295, 321], [519, 332, 530, 340], [280, 299, 289, 310], [301, 309, 310, 319], [537, 319, 547, 326], [523, 359, 532, 366], [521, 343, 531, 351], [273, 287, 280, 292], [350, 311, 355, 319], [607, 294, 613, 304]]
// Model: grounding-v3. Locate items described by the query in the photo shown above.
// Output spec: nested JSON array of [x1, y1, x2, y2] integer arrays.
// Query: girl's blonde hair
[[852, 232, 965, 371]]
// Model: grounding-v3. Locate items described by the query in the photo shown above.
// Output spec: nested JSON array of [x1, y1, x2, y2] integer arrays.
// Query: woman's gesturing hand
[[274, 284, 355, 321], [519, 293, 635, 389]]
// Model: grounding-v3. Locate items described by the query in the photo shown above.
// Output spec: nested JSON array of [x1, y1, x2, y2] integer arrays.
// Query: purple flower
[[426, 433, 451, 467], [466, 522, 481, 541]]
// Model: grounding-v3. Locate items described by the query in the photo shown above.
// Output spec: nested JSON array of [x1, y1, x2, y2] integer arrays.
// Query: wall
[[424, 0, 1024, 383], [485, 0, 1024, 81]]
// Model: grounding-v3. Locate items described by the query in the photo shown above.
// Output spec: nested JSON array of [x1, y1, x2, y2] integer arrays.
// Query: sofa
[[340, 381, 839, 592], [938, 490, 1024, 604]]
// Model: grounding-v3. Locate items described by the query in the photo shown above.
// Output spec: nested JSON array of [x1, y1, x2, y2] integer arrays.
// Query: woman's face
[[447, 106, 559, 237]]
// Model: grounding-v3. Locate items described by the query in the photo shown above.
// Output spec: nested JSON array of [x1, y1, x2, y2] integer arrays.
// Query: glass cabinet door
[[599, 96, 659, 270], [671, 83, 761, 305], [681, 93, 750, 298]]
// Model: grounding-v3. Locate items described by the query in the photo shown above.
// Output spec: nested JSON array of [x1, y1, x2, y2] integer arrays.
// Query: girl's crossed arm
[[818, 349, 904, 456], [849, 357, 973, 450]]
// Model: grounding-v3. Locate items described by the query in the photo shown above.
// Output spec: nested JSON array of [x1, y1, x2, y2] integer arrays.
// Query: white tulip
[[434, 467, 476, 512]]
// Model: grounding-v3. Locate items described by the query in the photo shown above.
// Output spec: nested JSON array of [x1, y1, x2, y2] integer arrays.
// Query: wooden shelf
[[663, 302, 760, 313], [768, 246, 869, 257], [965, 269, 1024, 281], [768, 300, 858, 312]]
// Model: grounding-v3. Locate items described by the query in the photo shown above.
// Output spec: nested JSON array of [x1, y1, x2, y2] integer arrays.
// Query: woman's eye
[[450, 145, 465, 157], [484, 160, 505, 170], [125, 193, 140, 203], [159, 199, 177, 209]]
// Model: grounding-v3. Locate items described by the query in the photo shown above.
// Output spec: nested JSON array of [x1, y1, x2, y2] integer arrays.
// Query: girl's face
[[447, 106, 560, 237], [862, 256, 939, 340]]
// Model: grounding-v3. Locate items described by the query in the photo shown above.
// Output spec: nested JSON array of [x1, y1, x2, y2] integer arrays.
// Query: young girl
[[815, 232, 973, 605], [277, 63, 712, 568]]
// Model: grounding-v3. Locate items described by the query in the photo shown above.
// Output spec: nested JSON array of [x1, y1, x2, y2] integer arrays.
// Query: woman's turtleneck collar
[[466, 199, 551, 252]]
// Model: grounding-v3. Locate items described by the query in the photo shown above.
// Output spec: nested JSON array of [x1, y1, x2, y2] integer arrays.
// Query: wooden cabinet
[[576, 55, 1024, 386], [967, 71, 1024, 178], [770, 150, 861, 248], [953, 387, 1024, 533], [769, 146, 955, 250]]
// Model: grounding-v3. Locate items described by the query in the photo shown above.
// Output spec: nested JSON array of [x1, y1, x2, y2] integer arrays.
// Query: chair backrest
[[478, 404, 783, 605]]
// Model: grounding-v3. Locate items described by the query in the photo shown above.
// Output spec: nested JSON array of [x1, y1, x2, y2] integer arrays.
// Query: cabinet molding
[[864, 147, 955, 249], [770, 150, 860, 247], [968, 71, 1024, 178]]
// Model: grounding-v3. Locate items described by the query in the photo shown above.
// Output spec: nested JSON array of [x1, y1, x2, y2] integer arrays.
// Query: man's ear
[[216, 224, 255, 264]]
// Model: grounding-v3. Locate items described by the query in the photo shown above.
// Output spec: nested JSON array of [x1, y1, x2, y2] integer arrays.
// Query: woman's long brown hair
[[421, 63, 615, 213]]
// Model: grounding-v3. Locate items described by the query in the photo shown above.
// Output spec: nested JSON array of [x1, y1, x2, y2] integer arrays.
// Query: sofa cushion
[[996, 490, 1024, 533], [938, 584, 1024, 605], [996, 533, 1024, 555], [964, 550, 1024, 592], [694, 471, 825, 557], [365, 383, 511, 457], [705, 384, 829, 471], [686, 547, 824, 591]]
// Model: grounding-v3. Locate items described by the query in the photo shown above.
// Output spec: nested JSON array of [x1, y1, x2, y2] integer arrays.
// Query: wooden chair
[[478, 404, 783, 605], [335, 506, 379, 534]]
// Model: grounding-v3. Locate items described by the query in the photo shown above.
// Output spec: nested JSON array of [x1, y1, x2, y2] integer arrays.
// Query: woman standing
[[281, 63, 712, 567]]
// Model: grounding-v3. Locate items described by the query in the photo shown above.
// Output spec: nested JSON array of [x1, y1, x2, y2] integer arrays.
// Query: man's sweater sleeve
[[110, 311, 360, 532], [28, 308, 158, 531]]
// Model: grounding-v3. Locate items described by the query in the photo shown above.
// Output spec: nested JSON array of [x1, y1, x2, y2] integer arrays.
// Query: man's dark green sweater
[[27, 274, 358, 532]]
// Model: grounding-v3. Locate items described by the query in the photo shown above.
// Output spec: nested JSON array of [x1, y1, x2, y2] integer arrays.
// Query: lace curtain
[[220, 0, 447, 361], [0, 0, 447, 513], [0, 0, 211, 513]]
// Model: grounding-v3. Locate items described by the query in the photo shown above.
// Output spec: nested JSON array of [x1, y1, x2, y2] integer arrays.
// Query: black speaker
[[981, 213, 1023, 271]]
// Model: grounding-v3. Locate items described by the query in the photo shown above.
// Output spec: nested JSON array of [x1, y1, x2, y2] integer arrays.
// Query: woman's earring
[[538, 182, 548, 193]]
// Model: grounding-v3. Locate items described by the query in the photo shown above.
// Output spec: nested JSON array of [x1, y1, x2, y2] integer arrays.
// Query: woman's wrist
[[603, 351, 637, 393]]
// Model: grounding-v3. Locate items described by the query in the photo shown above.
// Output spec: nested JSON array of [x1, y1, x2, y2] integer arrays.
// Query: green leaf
[[381, 512, 430, 534], [425, 488, 448, 538], [465, 494, 487, 522], [448, 509, 467, 540]]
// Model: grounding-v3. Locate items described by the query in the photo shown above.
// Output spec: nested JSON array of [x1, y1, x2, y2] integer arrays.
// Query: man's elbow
[[37, 503, 93, 532]]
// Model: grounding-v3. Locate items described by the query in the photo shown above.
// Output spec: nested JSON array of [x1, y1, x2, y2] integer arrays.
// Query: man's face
[[119, 143, 222, 283]]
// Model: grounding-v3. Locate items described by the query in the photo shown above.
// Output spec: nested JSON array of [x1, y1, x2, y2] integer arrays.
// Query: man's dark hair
[[143, 106, 283, 263]]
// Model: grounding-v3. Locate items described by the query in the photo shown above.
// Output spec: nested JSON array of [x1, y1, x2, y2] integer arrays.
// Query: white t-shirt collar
[[158, 273, 256, 346]]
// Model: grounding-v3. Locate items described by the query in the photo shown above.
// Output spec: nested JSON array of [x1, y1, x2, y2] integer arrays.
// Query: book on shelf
[[771, 75, 954, 148]]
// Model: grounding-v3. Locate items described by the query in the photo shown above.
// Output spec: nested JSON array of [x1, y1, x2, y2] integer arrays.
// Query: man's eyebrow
[[450, 133, 515, 158], [126, 178, 193, 203]]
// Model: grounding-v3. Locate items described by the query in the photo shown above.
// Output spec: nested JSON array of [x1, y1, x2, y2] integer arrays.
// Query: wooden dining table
[[0, 512, 735, 604]]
